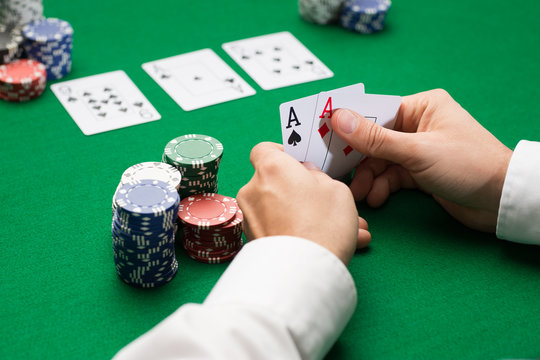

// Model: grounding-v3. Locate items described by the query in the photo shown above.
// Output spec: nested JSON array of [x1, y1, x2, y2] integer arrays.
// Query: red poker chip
[[183, 238, 243, 251], [0, 59, 46, 85], [178, 193, 237, 229], [183, 244, 239, 258], [186, 249, 240, 264]]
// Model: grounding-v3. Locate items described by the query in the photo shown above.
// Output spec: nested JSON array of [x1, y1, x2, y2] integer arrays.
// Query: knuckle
[[365, 123, 387, 156]]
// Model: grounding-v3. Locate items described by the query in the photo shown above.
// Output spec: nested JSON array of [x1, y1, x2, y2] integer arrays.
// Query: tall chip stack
[[178, 194, 244, 264], [0, 0, 43, 28], [112, 179, 180, 288], [22, 17, 73, 80], [0, 24, 23, 64], [299, 0, 344, 25], [162, 134, 223, 200]]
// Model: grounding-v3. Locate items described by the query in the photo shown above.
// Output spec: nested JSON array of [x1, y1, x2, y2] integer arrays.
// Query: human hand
[[237, 142, 370, 265], [331, 89, 513, 232]]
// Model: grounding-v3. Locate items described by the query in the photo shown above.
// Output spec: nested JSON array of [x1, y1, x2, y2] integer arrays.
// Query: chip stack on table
[[0, 0, 43, 28], [112, 179, 180, 288], [112, 162, 182, 215], [0, 58, 46, 101], [162, 134, 223, 199], [340, 0, 391, 34], [299, 0, 391, 34], [0, 25, 23, 64], [178, 194, 244, 264], [22, 17, 73, 80], [299, 0, 344, 24]]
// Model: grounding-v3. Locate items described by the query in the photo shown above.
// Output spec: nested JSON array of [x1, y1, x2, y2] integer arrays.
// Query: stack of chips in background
[[22, 17, 73, 80], [0, 0, 43, 28], [299, 0, 392, 34], [0, 58, 46, 101]]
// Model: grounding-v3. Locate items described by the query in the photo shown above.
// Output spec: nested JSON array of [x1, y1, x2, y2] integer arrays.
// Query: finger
[[249, 142, 289, 169], [358, 216, 368, 231], [350, 158, 390, 201], [365, 165, 416, 207], [357, 229, 371, 249], [331, 109, 416, 164], [302, 161, 321, 171]]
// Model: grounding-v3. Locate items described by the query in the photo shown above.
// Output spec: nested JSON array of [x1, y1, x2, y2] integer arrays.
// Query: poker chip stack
[[340, 0, 391, 34], [0, 25, 24, 64], [178, 193, 244, 264], [0, 0, 43, 28], [0, 58, 46, 101], [112, 179, 180, 288], [299, 0, 391, 34], [162, 134, 223, 199], [22, 17, 73, 80], [299, 0, 344, 25]]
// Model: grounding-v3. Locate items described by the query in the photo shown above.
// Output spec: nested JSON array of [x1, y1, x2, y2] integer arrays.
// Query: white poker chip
[[120, 162, 182, 190]]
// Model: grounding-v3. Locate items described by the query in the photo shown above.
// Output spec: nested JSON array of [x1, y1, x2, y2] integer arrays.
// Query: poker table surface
[[2, 0, 540, 359]]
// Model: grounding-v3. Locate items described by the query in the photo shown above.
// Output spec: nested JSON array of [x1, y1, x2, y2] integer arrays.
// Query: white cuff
[[204, 236, 357, 360], [497, 140, 540, 245]]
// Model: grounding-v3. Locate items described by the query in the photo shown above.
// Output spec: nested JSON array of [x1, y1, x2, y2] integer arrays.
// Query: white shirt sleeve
[[113, 236, 357, 360], [497, 140, 540, 245]]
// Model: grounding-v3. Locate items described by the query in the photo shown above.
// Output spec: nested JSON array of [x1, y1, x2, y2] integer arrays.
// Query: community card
[[305, 90, 401, 178], [223, 31, 333, 90], [142, 49, 255, 111], [51, 70, 161, 136], [279, 93, 319, 161]]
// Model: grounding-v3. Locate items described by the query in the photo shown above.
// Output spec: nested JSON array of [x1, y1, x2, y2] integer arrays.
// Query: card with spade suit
[[142, 48, 255, 111], [280, 83, 401, 179], [223, 31, 333, 90], [51, 70, 161, 136]]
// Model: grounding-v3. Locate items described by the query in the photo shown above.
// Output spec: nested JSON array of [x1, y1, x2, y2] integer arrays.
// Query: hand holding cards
[[280, 83, 401, 178]]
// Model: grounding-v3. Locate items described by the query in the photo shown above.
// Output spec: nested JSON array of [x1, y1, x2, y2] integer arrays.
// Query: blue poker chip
[[340, 0, 391, 34], [22, 18, 73, 43], [114, 179, 180, 216]]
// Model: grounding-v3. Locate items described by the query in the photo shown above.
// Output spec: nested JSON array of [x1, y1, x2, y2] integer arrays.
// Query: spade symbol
[[101, 99, 109, 104], [194, 76, 202, 81], [288, 130, 301, 147], [274, 47, 281, 51], [82, 92, 91, 97], [225, 78, 235, 83], [98, 112, 106, 117], [88, 99, 97, 103], [104, 87, 112, 92], [305, 60, 314, 65], [273, 57, 281, 62], [273, 69, 281, 74], [255, 50, 263, 55], [241, 55, 250, 60], [161, 74, 170, 79], [109, 94, 118, 99], [119, 108, 128, 112], [93, 105, 101, 110], [133, 102, 143, 107], [67, 96, 77, 102], [292, 65, 300, 70], [114, 100, 122, 105]]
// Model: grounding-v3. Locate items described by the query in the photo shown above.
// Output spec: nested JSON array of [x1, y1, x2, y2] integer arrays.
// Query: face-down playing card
[[51, 70, 161, 135], [142, 48, 255, 111], [223, 31, 333, 90], [305, 88, 401, 178]]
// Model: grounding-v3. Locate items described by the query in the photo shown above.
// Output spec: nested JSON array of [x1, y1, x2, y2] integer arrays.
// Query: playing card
[[51, 70, 160, 136], [142, 49, 255, 111], [223, 31, 333, 90], [305, 89, 401, 178], [279, 93, 319, 161]]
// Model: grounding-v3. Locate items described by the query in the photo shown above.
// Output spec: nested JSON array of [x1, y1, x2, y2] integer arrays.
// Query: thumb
[[331, 109, 414, 164]]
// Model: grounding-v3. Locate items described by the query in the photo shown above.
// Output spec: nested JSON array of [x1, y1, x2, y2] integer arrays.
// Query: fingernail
[[337, 110, 358, 134]]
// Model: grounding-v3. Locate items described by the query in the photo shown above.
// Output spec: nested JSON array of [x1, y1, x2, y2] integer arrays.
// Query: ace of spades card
[[223, 31, 333, 90], [142, 49, 255, 111], [51, 70, 161, 135], [305, 88, 401, 178], [280, 83, 365, 162]]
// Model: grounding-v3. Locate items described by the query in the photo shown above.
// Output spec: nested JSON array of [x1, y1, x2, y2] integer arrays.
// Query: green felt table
[[1, 0, 540, 359]]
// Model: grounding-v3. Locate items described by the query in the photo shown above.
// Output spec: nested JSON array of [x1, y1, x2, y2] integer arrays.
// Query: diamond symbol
[[318, 123, 330, 138], [343, 145, 353, 156]]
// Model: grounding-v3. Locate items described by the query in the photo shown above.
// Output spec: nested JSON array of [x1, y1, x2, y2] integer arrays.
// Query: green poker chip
[[164, 134, 223, 169]]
